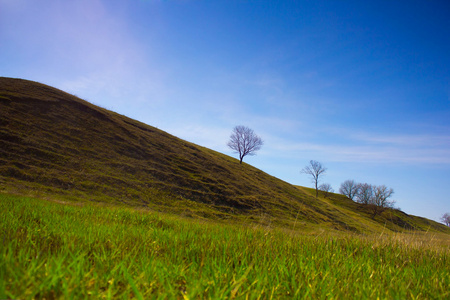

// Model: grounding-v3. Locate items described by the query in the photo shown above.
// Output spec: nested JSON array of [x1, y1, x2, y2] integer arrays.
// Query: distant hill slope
[[1, 77, 449, 234]]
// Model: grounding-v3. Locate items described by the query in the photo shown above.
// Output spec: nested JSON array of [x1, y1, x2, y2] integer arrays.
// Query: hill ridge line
[[1, 76, 448, 234]]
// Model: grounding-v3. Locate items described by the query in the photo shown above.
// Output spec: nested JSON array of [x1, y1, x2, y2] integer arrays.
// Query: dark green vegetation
[[1, 77, 448, 234], [1, 195, 449, 299]]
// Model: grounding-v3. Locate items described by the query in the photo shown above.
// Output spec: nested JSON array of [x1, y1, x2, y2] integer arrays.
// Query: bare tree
[[372, 185, 395, 208], [355, 183, 395, 217], [339, 180, 359, 201], [319, 183, 334, 198], [441, 213, 450, 227], [355, 183, 373, 205], [227, 125, 263, 164], [370, 185, 395, 217], [301, 160, 327, 198]]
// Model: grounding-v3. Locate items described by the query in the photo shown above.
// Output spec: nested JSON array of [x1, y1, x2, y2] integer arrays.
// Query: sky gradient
[[1, 0, 449, 223]]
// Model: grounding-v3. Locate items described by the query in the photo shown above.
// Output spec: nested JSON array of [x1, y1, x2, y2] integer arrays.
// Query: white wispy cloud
[[1, 0, 168, 108], [264, 130, 450, 165], [167, 124, 231, 153], [352, 132, 450, 147]]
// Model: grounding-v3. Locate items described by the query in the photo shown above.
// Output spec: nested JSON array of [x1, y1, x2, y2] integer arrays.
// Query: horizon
[[1, 0, 449, 223]]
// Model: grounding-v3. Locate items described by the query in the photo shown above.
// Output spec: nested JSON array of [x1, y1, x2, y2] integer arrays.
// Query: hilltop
[[1, 77, 448, 234]]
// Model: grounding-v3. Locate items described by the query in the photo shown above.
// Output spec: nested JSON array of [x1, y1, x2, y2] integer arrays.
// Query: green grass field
[[1, 194, 448, 299]]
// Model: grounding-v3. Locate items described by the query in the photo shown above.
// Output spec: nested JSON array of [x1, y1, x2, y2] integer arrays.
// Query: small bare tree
[[355, 183, 373, 204], [372, 185, 395, 208], [339, 180, 359, 201], [301, 160, 327, 198], [319, 183, 334, 198], [370, 185, 395, 217], [227, 125, 263, 164], [441, 213, 450, 227], [355, 183, 395, 217]]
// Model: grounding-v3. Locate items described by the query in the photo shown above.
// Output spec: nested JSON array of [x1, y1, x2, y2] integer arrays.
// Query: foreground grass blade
[[1, 194, 449, 299]]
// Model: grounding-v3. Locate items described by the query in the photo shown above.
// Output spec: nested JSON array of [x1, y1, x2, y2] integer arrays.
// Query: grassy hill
[[1, 77, 448, 234]]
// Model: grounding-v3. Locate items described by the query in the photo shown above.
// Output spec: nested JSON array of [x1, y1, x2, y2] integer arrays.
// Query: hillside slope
[[1, 77, 448, 233]]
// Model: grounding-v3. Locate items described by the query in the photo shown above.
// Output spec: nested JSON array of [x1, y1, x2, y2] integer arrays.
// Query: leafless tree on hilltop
[[339, 179, 359, 201], [441, 213, 450, 227], [227, 125, 263, 164], [301, 160, 327, 199], [319, 183, 334, 198]]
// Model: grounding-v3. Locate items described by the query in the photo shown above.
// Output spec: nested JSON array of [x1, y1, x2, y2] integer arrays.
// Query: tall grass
[[1, 194, 449, 299]]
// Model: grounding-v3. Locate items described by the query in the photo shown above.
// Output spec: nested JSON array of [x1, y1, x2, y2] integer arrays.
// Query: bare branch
[[372, 185, 395, 208], [441, 213, 450, 227], [301, 160, 327, 198], [339, 180, 359, 201], [227, 125, 263, 164], [355, 183, 373, 205], [354, 183, 395, 218], [319, 183, 334, 198]]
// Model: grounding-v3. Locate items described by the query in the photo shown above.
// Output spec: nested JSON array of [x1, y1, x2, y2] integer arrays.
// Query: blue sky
[[1, 0, 449, 223]]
